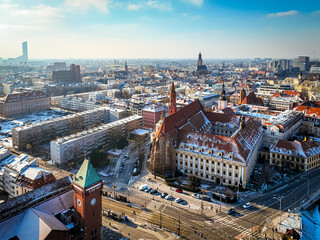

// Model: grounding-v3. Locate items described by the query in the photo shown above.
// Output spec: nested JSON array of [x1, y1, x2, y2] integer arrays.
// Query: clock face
[[77, 198, 81, 206], [91, 198, 96, 206]]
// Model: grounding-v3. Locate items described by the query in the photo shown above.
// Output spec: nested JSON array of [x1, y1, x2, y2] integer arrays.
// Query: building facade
[[151, 100, 263, 188], [0, 89, 50, 118], [50, 115, 143, 166]]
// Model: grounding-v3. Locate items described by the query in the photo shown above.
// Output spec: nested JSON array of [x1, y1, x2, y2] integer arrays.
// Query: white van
[[139, 184, 148, 191]]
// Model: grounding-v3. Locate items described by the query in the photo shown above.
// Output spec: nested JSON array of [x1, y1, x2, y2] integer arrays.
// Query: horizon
[[1, 0, 320, 59]]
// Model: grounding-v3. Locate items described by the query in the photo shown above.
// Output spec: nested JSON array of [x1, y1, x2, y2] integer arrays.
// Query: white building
[[50, 115, 143, 166]]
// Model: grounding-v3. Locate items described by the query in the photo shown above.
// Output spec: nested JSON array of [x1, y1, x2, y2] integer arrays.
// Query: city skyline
[[0, 0, 320, 59]]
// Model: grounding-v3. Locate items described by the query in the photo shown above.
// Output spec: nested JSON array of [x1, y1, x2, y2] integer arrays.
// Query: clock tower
[[73, 159, 102, 240]]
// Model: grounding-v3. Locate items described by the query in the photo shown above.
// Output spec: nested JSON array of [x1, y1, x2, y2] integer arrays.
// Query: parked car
[[165, 194, 174, 200], [139, 184, 148, 191], [150, 189, 158, 194], [202, 196, 211, 202], [227, 208, 236, 215], [175, 188, 183, 193], [161, 192, 168, 198], [192, 194, 201, 199], [145, 188, 152, 193], [243, 203, 252, 209], [175, 198, 183, 203], [119, 166, 124, 172]]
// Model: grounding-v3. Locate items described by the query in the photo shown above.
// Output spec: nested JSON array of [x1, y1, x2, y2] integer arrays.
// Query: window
[[229, 180, 231, 184], [223, 163, 226, 167], [206, 167, 208, 171], [201, 166, 203, 169], [217, 170, 220, 174], [191, 156, 193, 160], [229, 172, 231, 176], [223, 171, 226, 175], [235, 166, 238, 170], [235, 174, 238, 178]]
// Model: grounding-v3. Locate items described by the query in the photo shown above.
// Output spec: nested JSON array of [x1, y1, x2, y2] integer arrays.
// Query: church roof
[[73, 159, 101, 189]]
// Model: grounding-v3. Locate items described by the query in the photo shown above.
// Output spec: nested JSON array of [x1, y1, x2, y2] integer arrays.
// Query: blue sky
[[0, 0, 320, 59]]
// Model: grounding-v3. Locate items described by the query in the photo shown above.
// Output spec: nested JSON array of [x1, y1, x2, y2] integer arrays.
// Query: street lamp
[[273, 196, 283, 229]]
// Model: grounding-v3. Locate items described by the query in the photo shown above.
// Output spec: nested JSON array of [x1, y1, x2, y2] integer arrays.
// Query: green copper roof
[[73, 159, 101, 188]]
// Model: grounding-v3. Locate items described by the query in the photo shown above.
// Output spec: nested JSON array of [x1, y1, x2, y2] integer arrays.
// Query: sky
[[0, 0, 320, 59]]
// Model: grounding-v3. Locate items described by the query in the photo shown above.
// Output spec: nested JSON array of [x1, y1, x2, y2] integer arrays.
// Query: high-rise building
[[293, 56, 310, 71], [22, 41, 28, 62]]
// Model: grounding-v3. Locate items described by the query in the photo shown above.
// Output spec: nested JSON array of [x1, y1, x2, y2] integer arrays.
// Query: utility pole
[[177, 214, 181, 236], [201, 200, 204, 215]]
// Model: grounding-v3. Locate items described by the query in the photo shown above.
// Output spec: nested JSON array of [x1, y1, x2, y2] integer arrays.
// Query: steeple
[[169, 81, 177, 115], [197, 52, 203, 67], [218, 83, 227, 109], [239, 88, 246, 105], [219, 83, 227, 101], [125, 61, 128, 75]]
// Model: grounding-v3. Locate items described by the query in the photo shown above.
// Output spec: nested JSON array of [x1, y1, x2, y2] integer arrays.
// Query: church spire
[[197, 52, 203, 67], [169, 81, 177, 115]]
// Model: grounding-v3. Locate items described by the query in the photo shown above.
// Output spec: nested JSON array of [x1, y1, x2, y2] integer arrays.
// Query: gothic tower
[[218, 83, 227, 110], [73, 159, 103, 240], [169, 81, 177, 115], [125, 61, 128, 75], [239, 88, 246, 105], [197, 52, 203, 67]]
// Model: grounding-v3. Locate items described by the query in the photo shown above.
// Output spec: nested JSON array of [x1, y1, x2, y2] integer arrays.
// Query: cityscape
[[1, 1, 320, 240]]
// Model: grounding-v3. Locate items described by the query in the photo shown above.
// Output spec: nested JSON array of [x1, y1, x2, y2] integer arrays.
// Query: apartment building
[[0, 150, 55, 198], [0, 89, 50, 118], [269, 91, 303, 110], [142, 105, 165, 129], [50, 115, 143, 166], [270, 139, 320, 172], [12, 108, 106, 150]]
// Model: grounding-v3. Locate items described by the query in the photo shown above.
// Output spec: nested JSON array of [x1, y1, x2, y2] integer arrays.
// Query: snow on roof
[[131, 128, 149, 136], [20, 167, 51, 180]]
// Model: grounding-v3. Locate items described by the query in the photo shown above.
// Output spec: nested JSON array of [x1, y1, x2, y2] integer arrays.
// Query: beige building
[[50, 115, 143, 166], [270, 139, 320, 172], [0, 89, 50, 118]]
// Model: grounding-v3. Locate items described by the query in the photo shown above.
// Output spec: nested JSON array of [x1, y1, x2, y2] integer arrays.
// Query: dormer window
[[189, 146, 194, 150], [218, 151, 223, 157], [180, 144, 184, 148], [198, 147, 203, 152], [208, 149, 213, 154], [229, 153, 234, 159]]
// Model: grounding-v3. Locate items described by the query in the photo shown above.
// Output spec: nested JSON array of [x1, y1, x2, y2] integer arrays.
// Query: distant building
[[294, 56, 310, 72], [51, 64, 81, 83], [0, 89, 50, 118], [196, 52, 208, 75]]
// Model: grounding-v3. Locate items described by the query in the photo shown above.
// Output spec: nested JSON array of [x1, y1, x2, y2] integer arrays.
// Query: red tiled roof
[[241, 92, 264, 106], [271, 139, 320, 157]]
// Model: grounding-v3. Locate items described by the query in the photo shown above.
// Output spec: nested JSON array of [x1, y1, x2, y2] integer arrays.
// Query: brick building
[[142, 105, 165, 129]]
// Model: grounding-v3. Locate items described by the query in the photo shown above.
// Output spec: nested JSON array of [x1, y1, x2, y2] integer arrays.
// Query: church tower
[[169, 81, 177, 115], [125, 61, 128, 75], [218, 83, 227, 110], [73, 159, 102, 240], [197, 52, 203, 67], [239, 88, 246, 105]]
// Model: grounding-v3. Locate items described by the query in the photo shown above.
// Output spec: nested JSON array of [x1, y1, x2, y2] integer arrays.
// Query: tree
[[90, 149, 109, 168], [188, 176, 201, 191], [68, 115, 84, 135]]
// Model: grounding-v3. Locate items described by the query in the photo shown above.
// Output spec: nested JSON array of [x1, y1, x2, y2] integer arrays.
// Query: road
[[104, 166, 320, 239]]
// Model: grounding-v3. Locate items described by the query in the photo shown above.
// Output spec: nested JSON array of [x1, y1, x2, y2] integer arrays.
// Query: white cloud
[[12, 5, 62, 22], [267, 10, 299, 17], [65, 0, 111, 13], [183, 0, 203, 6], [147, 0, 172, 11], [127, 4, 141, 11]]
